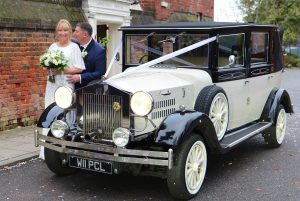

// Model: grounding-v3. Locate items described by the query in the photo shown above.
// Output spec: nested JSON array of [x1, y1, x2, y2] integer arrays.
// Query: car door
[[246, 31, 281, 122], [214, 33, 250, 130]]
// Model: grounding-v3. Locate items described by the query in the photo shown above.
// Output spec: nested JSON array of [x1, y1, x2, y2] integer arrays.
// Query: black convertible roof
[[120, 21, 277, 31]]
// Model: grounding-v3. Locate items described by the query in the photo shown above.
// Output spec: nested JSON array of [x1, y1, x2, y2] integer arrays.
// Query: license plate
[[69, 156, 112, 174]]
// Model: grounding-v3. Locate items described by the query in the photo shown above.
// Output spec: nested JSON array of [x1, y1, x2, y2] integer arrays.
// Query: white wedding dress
[[45, 42, 85, 106], [39, 42, 85, 159]]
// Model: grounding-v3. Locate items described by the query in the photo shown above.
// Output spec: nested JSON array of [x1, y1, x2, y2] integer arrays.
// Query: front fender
[[37, 103, 64, 128], [154, 111, 220, 153], [261, 88, 293, 123]]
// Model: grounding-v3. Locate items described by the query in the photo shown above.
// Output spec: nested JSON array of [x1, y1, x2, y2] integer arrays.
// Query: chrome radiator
[[82, 93, 122, 140]]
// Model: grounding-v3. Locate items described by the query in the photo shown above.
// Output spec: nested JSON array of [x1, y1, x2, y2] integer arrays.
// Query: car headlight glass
[[112, 128, 130, 147], [130, 91, 153, 116], [54, 86, 74, 109], [50, 120, 69, 138]]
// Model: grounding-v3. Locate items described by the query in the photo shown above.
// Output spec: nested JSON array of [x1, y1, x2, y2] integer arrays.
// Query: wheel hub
[[191, 163, 200, 172]]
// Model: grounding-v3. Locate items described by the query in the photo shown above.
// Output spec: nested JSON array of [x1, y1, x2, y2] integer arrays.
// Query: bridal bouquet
[[39, 50, 68, 83]]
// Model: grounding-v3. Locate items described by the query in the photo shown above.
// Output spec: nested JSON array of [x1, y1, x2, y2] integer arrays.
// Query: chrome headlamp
[[54, 86, 74, 109], [112, 128, 130, 147], [130, 91, 153, 116], [50, 120, 69, 138]]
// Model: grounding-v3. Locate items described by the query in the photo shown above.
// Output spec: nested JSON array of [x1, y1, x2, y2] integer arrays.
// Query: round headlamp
[[50, 120, 69, 138], [112, 128, 130, 147], [54, 86, 74, 109], [130, 91, 153, 116]]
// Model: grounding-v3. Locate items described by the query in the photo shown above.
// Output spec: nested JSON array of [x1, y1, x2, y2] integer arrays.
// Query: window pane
[[251, 32, 268, 63], [218, 34, 244, 67], [125, 34, 209, 67]]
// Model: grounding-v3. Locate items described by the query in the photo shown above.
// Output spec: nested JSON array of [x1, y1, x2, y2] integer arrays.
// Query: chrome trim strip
[[36, 134, 172, 168], [39, 141, 64, 153], [168, 149, 173, 170], [64, 149, 168, 166], [227, 122, 272, 148]]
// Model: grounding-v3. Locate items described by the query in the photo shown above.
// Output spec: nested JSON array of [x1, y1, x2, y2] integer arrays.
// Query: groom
[[67, 22, 106, 89]]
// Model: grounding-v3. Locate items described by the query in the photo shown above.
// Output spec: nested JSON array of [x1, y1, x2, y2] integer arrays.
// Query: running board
[[220, 122, 272, 149]]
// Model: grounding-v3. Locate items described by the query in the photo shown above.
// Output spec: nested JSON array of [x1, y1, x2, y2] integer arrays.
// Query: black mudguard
[[37, 103, 64, 128], [154, 111, 221, 154], [261, 88, 294, 122]]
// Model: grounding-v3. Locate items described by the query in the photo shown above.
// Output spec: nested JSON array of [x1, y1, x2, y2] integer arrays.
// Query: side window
[[250, 32, 268, 63], [218, 34, 245, 68]]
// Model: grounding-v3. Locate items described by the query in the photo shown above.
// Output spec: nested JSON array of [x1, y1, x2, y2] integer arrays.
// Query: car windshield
[[125, 33, 209, 68]]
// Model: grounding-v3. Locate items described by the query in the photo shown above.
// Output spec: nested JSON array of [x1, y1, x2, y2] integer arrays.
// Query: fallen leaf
[[255, 187, 262, 192]]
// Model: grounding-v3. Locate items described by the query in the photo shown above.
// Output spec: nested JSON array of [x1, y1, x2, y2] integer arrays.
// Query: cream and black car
[[35, 22, 293, 200]]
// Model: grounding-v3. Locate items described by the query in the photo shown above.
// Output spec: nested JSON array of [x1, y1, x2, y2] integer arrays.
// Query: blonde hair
[[55, 19, 72, 40]]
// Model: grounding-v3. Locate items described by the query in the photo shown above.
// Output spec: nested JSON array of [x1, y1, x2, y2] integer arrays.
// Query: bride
[[45, 19, 85, 107], [40, 19, 85, 159]]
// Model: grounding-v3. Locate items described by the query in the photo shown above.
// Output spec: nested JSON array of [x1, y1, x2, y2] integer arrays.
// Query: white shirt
[[81, 38, 93, 51]]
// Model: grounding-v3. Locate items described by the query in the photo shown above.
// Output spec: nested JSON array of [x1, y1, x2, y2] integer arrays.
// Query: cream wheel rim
[[276, 108, 286, 144], [185, 140, 207, 194], [209, 93, 229, 140]]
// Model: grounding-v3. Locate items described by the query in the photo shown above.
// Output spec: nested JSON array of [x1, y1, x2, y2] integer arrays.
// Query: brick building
[[0, 0, 214, 131]]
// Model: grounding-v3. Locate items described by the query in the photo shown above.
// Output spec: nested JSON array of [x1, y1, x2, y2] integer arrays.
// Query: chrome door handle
[[268, 75, 274, 79], [244, 80, 250, 84]]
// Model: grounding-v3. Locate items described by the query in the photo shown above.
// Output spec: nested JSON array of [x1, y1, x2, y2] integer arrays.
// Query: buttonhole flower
[[81, 51, 88, 58]]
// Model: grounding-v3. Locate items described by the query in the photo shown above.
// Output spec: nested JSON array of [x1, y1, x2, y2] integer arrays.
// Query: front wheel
[[45, 148, 78, 176], [167, 135, 207, 200], [263, 104, 287, 148]]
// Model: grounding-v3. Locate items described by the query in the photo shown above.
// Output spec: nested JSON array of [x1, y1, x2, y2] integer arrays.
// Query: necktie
[[80, 46, 84, 51]]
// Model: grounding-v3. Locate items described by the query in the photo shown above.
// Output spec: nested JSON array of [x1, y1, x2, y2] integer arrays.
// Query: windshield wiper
[[131, 32, 155, 45]]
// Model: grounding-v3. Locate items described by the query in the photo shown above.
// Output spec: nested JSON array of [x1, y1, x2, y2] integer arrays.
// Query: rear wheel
[[167, 135, 207, 200], [263, 104, 286, 148]]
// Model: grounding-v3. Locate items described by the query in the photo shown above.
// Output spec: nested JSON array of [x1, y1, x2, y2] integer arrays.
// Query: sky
[[214, 0, 244, 22]]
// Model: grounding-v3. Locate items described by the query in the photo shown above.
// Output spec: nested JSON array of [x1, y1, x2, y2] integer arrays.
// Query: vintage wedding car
[[35, 22, 293, 199]]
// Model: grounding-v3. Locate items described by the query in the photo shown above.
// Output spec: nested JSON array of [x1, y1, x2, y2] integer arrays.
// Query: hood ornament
[[113, 102, 121, 112]]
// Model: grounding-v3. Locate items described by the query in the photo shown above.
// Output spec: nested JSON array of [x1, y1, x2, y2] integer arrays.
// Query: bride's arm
[[63, 67, 82, 74], [49, 67, 82, 75]]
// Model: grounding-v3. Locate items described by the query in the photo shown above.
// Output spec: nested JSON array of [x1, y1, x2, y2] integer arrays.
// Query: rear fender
[[154, 111, 220, 153], [261, 88, 293, 122], [37, 103, 64, 128]]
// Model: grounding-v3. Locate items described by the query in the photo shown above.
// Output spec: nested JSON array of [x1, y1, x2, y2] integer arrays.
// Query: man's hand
[[66, 74, 80, 84]]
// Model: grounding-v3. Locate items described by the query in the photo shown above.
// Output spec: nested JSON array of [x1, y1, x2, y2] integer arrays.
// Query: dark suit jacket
[[75, 39, 106, 89]]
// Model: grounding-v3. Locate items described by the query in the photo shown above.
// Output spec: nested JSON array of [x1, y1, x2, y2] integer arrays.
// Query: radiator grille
[[83, 93, 122, 140]]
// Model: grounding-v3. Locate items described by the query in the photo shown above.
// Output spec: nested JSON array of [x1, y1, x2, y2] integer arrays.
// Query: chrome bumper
[[34, 130, 173, 169]]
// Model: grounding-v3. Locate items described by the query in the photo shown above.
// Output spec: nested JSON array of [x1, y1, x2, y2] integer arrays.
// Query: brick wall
[[0, 29, 54, 130], [139, 0, 214, 21], [0, 0, 86, 131]]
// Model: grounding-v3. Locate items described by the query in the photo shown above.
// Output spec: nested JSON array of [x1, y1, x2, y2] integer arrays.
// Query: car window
[[125, 34, 209, 68], [250, 32, 269, 64], [218, 34, 245, 68]]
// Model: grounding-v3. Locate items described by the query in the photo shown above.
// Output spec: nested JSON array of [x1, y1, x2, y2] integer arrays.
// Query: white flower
[[44, 59, 50, 67], [81, 51, 88, 58], [39, 49, 68, 70]]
